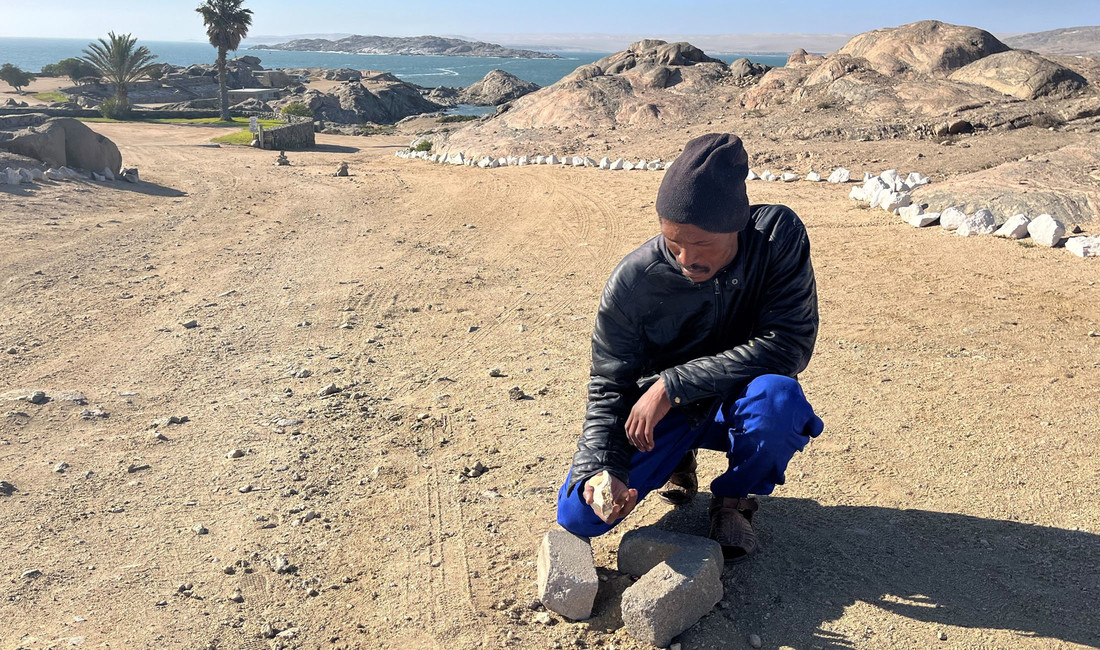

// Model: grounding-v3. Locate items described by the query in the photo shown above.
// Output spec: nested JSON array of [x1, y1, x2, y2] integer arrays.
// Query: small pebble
[[227, 449, 245, 459], [749, 634, 762, 648], [489, 368, 503, 377], [53, 462, 69, 473], [939, 631, 948, 641], [193, 524, 209, 535], [229, 590, 244, 603], [238, 484, 252, 494], [181, 320, 198, 329]]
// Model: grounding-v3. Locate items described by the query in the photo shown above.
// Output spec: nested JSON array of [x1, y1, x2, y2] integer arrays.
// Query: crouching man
[[557, 133, 824, 560]]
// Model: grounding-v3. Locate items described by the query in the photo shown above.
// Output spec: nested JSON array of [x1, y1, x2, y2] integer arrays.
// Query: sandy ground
[[1, 122, 1098, 650], [0, 77, 69, 106]]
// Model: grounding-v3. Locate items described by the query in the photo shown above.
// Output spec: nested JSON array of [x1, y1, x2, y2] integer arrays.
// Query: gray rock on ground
[[617, 527, 723, 576], [619, 528, 724, 647], [536, 527, 598, 621]]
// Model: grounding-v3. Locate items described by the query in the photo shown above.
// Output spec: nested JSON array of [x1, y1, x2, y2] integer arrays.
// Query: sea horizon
[[0, 37, 788, 89]]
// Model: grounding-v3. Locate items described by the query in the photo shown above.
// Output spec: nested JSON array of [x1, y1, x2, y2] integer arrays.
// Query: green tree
[[81, 32, 159, 114], [196, 0, 254, 121], [0, 63, 35, 94], [60, 58, 102, 85]]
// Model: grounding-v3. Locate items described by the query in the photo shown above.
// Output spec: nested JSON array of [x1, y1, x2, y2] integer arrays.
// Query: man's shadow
[[629, 496, 1100, 648]]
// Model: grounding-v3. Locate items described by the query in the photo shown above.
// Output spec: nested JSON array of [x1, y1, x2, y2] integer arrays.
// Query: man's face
[[660, 219, 739, 284]]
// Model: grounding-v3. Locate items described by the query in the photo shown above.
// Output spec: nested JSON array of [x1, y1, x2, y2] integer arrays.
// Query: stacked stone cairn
[[844, 169, 1098, 258]]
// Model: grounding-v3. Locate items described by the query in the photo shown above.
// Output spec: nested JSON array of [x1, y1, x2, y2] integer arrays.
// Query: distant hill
[[250, 35, 559, 59], [1003, 27, 1100, 56]]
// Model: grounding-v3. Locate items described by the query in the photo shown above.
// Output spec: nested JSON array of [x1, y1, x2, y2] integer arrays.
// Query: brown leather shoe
[[708, 495, 759, 561], [657, 450, 698, 506]]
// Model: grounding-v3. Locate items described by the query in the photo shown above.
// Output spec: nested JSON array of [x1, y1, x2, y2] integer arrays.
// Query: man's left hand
[[625, 377, 672, 452]]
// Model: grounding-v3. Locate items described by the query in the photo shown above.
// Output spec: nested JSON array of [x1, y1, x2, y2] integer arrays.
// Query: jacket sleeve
[[659, 215, 818, 406], [566, 284, 645, 495]]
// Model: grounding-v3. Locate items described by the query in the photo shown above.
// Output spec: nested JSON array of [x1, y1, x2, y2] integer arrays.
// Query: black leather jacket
[[568, 204, 818, 495]]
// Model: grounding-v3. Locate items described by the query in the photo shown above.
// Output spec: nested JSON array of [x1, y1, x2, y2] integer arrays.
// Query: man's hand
[[625, 377, 672, 452], [583, 473, 637, 524]]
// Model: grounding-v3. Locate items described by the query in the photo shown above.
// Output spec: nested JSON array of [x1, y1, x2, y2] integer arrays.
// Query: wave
[[400, 68, 460, 78]]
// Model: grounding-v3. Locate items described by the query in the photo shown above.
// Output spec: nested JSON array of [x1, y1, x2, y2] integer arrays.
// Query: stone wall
[[261, 121, 315, 150]]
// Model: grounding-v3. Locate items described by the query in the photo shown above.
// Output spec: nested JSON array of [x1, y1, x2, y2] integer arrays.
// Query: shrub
[[99, 97, 127, 119], [281, 102, 313, 118], [0, 63, 35, 94], [438, 114, 479, 124], [413, 139, 432, 152]]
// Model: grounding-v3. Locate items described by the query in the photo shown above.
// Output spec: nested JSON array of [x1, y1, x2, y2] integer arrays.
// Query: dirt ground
[[1, 121, 1098, 650]]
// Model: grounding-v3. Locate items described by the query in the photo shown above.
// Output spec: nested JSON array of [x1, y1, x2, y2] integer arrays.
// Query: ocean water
[[0, 37, 787, 89]]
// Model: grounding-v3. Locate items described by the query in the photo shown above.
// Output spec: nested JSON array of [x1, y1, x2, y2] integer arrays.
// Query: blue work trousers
[[556, 374, 824, 537]]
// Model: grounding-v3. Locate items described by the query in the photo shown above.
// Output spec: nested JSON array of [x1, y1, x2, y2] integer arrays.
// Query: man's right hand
[[583, 473, 638, 524]]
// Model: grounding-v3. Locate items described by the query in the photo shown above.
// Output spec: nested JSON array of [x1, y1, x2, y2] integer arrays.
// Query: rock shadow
[[648, 495, 1100, 648], [310, 144, 360, 154], [0, 179, 186, 198]]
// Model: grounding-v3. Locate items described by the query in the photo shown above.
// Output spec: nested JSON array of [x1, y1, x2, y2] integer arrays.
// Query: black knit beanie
[[656, 133, 750, 233]]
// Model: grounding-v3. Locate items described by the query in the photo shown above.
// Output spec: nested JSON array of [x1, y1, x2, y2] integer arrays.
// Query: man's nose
[[677, 246, 696, 267]]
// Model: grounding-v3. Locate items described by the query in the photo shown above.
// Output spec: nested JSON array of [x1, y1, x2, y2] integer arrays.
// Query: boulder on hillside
[[835, 20, 1011, 76], [179, 61, 258, 89], [233, 55, 264, 70], [728, 57, 771, 78], [459, 70, 540, 106], [1, 118, 122, 174], [427, 86, 460, 106], [787, 48, 826, 66], [949, 50, 1088, 100], [256, 70, 294, 88], [271, 80, 442, 124]]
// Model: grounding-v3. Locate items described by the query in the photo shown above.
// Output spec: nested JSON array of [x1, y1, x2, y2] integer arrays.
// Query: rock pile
[[845, 168, 1097, 257], [536, 525, 724, 646]]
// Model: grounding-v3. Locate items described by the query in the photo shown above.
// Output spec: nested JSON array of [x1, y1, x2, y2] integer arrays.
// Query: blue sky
[[0, 0, 1096, 41]]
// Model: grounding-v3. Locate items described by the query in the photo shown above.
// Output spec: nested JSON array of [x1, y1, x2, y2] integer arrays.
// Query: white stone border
[[395, 149, 672, 171]]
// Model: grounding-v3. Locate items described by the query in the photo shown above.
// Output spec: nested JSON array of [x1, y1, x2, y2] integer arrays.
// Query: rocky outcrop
[[426, 86, 460, 107], [459, 70, 539, 106], [271, 80, 441, 124], [739, 20, 1097, 129], [1, 118, 122, 174], [948, 50, 1088, 100], [254, 35, 559, 59], [835, 20, 1010, 76], [913, 139, 1100, 226], [446, 39, 731, 142]]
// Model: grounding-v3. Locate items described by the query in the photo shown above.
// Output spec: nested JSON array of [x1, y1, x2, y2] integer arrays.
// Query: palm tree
[[82, 32, 159, 115], [196, 0, 253, 121]]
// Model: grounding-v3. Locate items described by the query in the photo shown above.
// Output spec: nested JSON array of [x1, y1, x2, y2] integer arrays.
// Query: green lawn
[[32, 91, 69, 103], [210, 129, 257, 145]]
